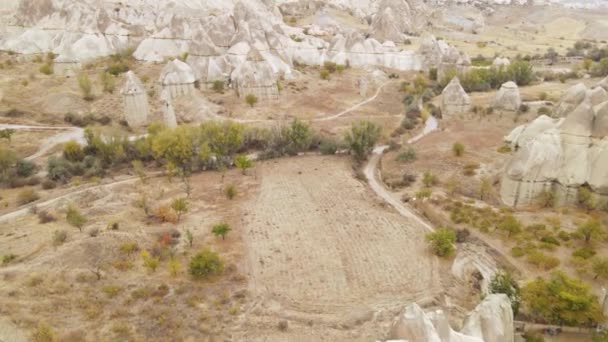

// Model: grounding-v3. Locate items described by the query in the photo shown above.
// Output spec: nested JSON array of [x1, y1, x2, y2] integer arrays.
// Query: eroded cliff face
[[390, 294, 514, 342], [500, 79, 608, 208]]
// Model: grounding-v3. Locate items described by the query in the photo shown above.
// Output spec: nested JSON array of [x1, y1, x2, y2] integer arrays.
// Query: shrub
[[490, 271, 521, 315], [429, 68, 438, 81], [452, 142, 465, 157], [140, 250, 160, 273], [422, 171, 438, 187], [245, 94, 258, 107], [539, 92, 548, 101], [396, 146, 416, 163], [212, 223, 232, 240], [170, 197, 188, 222], [497, 144, 512, 153], [518, 104, 530, 113], [225, 184, 237, 199], [212, 80, 224, 93], [63, 140, 84, 162], [120, 241, 139, 255], [456, 229, 470, 243], [154, 204, 177, 223], [497, 215, 521, 237], [38, 211, 56, 224], [416, 188, 432, 199], [463, 163, 479, 176], [511, 246, 525, 257], [537, 106, 551, 115], [66, 205, 87, 232], [572, 247, 596, 260], [2, 254, 17, 264], [17, 188, 39, 205], [32, 322, 56, 342], [319, 68, 330, 80], [39, 63, 53, 75], [100, 72, 115, 93], [345, 121, 381, 162], [319, 138, 338, 155], [234, 154, 253, 174], [402, 173, 417, 187], [16, 159, 36, 177], [53, 230, 67, 246], [78, 74, 93, 101], [426, 228, 456, 257], [189, 249, 224, 279], [105, 61, 129, 76], [526, 250, 560, 270]]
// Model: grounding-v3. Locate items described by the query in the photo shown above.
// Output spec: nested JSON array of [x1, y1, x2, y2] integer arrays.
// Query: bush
[[16, 159, 36, 177], [518, 104, 530, 113], [396, 146, 416, 163], [66, 205, 87, 232], [63, 140, 84, 162], [429, 68, 438, 81], [189, 249, 224, 279], [78, 74, 93, 101], [539, 92, 548, 101], [39, 63, 53, 75], [456, 229, 470, 243], [511, 246, 525, 257], [526, 250, 560, 270], [212, 223, 232, 240], [319, 68, 330, 80], [490, 271, 521, 315], [319, 138, 338, 155], [537, 106, 552, 115], [463, 163, 479, 176], [2, 254, 17, 264], [17, 188, 39, 205], [32, 322, 56, 342], [452, 142, 465, 157], [426, 228, 456, 257], [245, 94, 258, 107], [416, 188, 432, 199], [225, 184, 237, 199], [402, 173, 417, 187], [212, 80, 224, 93], [422, 171, 438, 187], [572, 247, 596, 260], [497, 144, 512, 153], [345, 121, 381, 162], [38, 211, 56, 224], [53, 230, 67, 246], [100, 72, 115, 93]]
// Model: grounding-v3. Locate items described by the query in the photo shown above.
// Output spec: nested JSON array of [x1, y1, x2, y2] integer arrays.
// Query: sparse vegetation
[[452, 142, 465, 157], [345, 121, 381, 162], [245, 94, 258, 107], [212, 223, 232, 240], [490, 271, 521, 315], [225, 184, 237, 199], [77, 73, 94, 101], [66, 205, 87, 232]]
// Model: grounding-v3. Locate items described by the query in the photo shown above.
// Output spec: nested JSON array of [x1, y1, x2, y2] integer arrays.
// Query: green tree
[[522, 271, 603, 326], [212, 223, 232, 240], [577, 219, 602, 244], [66, 205, 87, 232], [490, 270, 521, 315], [497, 215, 522, 237], [189, 249, 224, 279], [170, 198, 188, 222], [452, 142, 465, 157], [286, 118, 312, 151], [507, 60, 534, 86], [425, 228, 456, 257], [577, 186, 596, 211], [234, 154, 253, 175], [345, 121, 381, 162], [592, 257, 608, 280], [422, 171, 438, 187], [0, 128, 15, 144], [245, 94, 258, 107]]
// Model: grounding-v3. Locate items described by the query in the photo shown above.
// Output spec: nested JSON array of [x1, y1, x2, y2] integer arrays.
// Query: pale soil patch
[[242, 155, 441, 314]]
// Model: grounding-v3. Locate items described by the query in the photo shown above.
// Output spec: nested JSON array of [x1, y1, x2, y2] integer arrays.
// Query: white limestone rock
[[597, 76, 608, 92], [493, 57, 510, 67], [159, 59, 196, 99], [441, 77, 471, 116], [121, 71, 149, 128], [389, 303, 442, 342], [494, 81, 521, 111], [231, 48, 279, 101], [370, 0, 426, 43], [461, 294, 514, 342], [554, 82, 588, 117]]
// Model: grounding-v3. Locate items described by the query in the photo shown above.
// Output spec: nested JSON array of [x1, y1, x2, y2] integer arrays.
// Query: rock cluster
[[441, 77, 471, 116], [370, 0, 427, 43], [390, 294, 513, 342], [500, 78, 608, 207], [494, 81, 522, 111], [231, 49, 280, 101], [159, 59, 196, 100], [419, 35, 471, 77]]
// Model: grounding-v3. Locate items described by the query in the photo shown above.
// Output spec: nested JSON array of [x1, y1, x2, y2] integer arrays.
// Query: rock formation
[[121, 71, 149, 128], [159, 59, 196, 100], [53, 48, 80, 77], [231, 49, 280, 101], [160, 89, 177, 129], [419, 35, 471, 78], [494, 81, 521, 111], [370, 0, 427, 43], [597, 76, 608, 91], [451, 243, 497, 295], [553, 82, 589, 117], [501, 83, 608, 207], [441, 77, 471, 116], [461, 294, 514, 342], [390, 295, 512, 342]]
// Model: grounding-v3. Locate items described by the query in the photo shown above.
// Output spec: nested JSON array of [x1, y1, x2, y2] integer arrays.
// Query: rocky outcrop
[[121, 71, 149, 128], [441, 77, 471, 116], [554, 83, 589, 117], [231, 48, 279, 101], [419, 35, 470, 77], [53, 48, 80, 77], [160, 89, 177, 129], [324, 30, 424, 70], [501, 83, 608, 207], [159, 59, 196, 100], [370, 0, 427, 43], [390, 295, 512, 342], [461, 294, 514, 342], [494, 81, 521, 111], [451, 243, 497, 295]]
